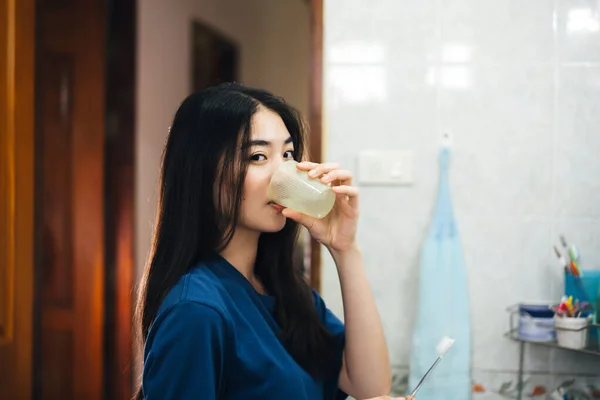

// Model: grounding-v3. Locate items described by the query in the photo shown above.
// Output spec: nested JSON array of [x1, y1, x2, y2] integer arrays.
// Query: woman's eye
[[251, 154, 267, 162], [283, 150, 295, 159]]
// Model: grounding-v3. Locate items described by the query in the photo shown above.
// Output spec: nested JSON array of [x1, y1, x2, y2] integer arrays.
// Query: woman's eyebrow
[[245, 136, 293, 148]]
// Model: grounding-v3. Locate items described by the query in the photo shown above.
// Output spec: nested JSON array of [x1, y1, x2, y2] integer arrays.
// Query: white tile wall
[[439, 0, 556, 64], [323, 0, 600, 384], [558, 0, 600, 62]]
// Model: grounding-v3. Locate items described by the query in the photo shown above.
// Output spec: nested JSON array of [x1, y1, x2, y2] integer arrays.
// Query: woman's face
[[237, 107, 296, 234]]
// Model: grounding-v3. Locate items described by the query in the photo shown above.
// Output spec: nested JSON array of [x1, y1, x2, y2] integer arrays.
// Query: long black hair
[[134, 83, 338, 398]]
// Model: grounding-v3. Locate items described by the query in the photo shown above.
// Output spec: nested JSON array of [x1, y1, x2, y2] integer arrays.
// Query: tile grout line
[[551, 0, 561, 375]]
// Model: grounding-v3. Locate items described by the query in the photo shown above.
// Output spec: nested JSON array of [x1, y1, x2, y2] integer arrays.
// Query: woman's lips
[[268, 202, 285, 212]]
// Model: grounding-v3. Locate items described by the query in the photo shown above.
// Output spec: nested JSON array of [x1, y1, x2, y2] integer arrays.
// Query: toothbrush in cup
[[409, 336, 455, 397]]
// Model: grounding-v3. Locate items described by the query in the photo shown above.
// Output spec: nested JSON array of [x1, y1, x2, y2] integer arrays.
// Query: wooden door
[[0, 0, 36, 398], [308, 0, 324, 291], [37, 0, 106, 398]]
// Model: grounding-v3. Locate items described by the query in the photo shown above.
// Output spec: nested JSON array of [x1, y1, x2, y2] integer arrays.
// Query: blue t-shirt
[[142, 254, 348, 400]]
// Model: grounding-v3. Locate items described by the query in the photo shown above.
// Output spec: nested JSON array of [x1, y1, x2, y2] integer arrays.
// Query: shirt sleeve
[[142, 301, 229, 400], [311, 289, 348, 400], [312, 289, 344, 338]]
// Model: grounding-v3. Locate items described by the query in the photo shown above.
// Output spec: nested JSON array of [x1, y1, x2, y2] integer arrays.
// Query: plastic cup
[[268, 160, 336, 219]]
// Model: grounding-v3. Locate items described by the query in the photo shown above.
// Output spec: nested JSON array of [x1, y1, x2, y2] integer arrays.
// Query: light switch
[[357, 150, 413, 185]]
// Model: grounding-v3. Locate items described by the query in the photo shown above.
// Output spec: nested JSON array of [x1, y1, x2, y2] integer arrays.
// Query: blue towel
[[408, 147, 471, 398]]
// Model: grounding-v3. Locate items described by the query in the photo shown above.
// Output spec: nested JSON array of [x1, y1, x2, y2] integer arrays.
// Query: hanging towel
[[408, 147, 471, 399]]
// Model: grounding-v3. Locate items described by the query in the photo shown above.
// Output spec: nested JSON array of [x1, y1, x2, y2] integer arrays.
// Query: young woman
[[135, 83, 414, 400]]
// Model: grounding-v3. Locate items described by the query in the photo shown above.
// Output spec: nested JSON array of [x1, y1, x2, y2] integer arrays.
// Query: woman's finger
[[332, 185, 359, 198], [321, 169, 353, 185], [296, 161, 319, 170], [307, 162, 340, 179], [281, 208, 316, 231], [332, 185, 359, 208]]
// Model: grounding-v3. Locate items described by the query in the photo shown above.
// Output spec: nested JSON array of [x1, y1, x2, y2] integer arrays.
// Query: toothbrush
[[569, 245, 583, 276], [553, 246, 569, 275], [409, 336, 455, 397], [560, 235, 583, 276]]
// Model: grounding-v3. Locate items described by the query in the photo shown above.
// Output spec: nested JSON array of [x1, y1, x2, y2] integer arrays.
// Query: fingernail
[[309, 170, 317, 177], [321, 175, 330, 182]]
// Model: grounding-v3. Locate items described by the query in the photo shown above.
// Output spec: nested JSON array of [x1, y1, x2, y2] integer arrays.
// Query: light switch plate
[[357, 150, 413, 185]]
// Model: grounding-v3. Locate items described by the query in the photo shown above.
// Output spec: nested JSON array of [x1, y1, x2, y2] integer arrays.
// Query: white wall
[[322, 0, 600, 396], [135, 0, 309, 377], [247, 0, 310, 116]]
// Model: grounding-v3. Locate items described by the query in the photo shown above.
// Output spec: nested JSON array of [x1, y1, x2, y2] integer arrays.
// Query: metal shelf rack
[[505, 307, 600, 400]]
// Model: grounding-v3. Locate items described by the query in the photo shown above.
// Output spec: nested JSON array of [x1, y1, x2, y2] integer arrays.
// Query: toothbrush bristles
[[436, 336, 455, 356]]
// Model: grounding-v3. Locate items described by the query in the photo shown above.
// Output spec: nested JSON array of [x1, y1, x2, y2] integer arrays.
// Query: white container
[[554, 316, 591, 350], [268, 160, 336, 219]]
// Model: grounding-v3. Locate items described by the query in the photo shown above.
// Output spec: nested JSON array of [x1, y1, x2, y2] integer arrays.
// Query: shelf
[[505, 304, 600, 400], [504, 329, 600, 357]]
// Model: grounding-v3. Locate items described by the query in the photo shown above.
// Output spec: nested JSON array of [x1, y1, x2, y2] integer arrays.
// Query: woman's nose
[[266, 158, 279, 180], [268, 155, 287, 181], [271, 155, 286, 171]]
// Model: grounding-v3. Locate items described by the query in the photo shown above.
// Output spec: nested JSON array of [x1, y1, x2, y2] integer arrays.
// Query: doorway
[[191, 20, 239, 91]]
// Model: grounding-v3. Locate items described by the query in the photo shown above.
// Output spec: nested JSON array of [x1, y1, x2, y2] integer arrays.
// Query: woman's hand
[[281, 161, 359, 254]]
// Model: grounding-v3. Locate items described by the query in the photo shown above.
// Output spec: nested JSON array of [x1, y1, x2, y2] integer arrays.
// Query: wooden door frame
[[308, 0, 324, 292], [0, 0, 35, 398], [104, 0, 136, 398]]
